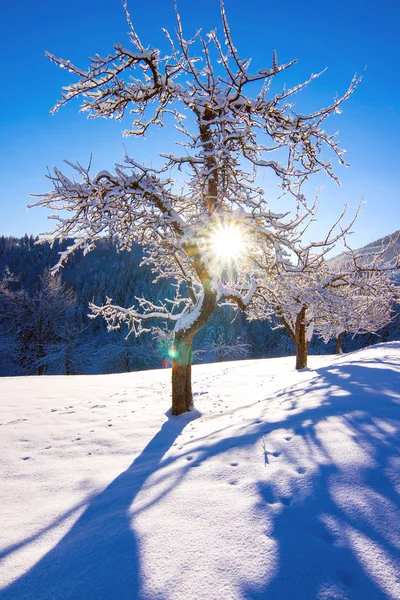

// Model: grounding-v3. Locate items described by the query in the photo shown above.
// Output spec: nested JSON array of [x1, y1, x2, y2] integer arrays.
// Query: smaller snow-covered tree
[[249, 208, 359, 368], [317, 256, 400, 354], [251, 224, 400, 368], [251, 267, 321, 369], [200, 324, 250, 363]]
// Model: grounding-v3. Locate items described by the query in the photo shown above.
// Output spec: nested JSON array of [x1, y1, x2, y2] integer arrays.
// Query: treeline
[[0, 235, 398, 376]]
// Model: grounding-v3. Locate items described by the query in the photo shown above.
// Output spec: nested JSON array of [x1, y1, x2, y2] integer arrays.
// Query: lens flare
[[209, 223, 245, 263]]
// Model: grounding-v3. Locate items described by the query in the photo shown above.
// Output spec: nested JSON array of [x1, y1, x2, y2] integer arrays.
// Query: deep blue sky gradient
[[1, 0, 399, 247]]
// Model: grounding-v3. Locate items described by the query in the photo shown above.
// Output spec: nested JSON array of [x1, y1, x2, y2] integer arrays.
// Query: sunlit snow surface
[[0, 343, 399, 600]]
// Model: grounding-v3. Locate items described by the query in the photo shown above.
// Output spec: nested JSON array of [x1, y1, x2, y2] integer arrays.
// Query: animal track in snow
[[6, 418, 28, 425]]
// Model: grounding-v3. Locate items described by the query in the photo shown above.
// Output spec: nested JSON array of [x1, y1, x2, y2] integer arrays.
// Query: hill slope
[[0, 344, 399, 600], [330, 229, 400, 268]]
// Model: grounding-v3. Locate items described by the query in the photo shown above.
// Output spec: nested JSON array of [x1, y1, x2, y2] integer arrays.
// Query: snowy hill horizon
[[329, 230, 400, 269], [1, 343, 399, 599]]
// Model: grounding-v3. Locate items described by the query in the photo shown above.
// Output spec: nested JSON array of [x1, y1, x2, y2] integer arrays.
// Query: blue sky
[[1, 0, 399, 248]]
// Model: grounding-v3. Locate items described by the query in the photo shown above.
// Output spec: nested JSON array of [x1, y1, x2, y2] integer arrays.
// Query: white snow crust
[[0, 343, 399, 600]]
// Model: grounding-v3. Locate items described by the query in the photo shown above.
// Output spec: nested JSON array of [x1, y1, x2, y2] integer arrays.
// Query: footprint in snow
[[296, 466, 306, 474], [230, 462, 239, 467], [271, 451, 281, 457], [259, 484, 277, 505], [279, 496, 292, 506], [284, 436, 292, 441], [22, 456, 30, 461], [186, 455, 193, 461], [50, 408, 58, 413]]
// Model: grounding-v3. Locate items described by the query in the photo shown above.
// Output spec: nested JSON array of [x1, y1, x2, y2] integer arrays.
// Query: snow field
[[0, 343, 399, 599]]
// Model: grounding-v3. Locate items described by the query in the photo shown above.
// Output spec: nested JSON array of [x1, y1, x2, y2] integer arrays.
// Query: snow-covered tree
[[251, 266, 321, 369], [251, 225, 400, 368], [31, 2, 359, 414], [199, 324, 250, 363], [12, 271, 77, 375], [317, 259, 400, 354]]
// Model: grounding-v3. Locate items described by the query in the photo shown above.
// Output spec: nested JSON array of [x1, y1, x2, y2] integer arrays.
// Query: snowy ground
[[0, 343, 399, 600]]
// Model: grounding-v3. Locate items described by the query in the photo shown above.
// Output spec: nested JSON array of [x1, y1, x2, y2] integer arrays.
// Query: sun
[[208, 222, 245, 264]]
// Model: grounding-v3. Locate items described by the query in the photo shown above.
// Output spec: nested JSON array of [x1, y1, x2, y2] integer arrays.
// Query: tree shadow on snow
[[240, 349, 400, 599], [1, 411, 196, 600]]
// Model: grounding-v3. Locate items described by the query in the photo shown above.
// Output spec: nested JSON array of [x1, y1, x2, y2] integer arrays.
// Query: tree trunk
[[336, 332, 344, 355], [295, 306, 308, 370], [295, 339, 309, 370], [171, 336, 193, 416]]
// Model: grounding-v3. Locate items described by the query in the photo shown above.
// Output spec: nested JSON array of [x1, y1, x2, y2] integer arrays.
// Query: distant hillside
[[330, 230, 400, 269]]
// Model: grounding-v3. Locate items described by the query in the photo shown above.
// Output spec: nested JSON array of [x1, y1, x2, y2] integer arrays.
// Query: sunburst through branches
[[207, 221, 246, 273]]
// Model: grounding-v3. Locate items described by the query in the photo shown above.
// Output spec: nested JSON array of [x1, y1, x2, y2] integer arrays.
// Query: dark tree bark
[[37, 364, 45, 376], [336, 332, 344, 355], [171, 336, 193, 416], [295, 306, 309, 370]]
